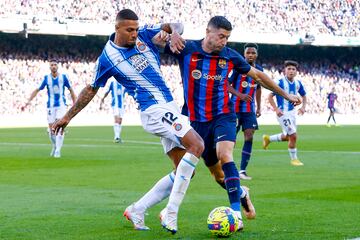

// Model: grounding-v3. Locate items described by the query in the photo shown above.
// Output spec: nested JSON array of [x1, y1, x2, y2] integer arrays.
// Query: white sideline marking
[[0, 141, 359, 155]]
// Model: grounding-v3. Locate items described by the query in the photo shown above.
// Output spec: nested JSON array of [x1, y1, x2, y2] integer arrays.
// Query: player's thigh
[[213, 113, 237, 163], [113, 107, 124, 118], [241, 112, 259, 132], [141, 102, 192, 146], [55, 107, 67, 121], [191, 121, 217, 166], [47, 108, 56, 124], [214, 113, 237, 144], [277, 113, 296, 135]]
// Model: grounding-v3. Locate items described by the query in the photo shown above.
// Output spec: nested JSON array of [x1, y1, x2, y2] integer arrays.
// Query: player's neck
[[51, 72, 58, 78], [201, 40, 214, 54], [286, 76, 294, 82], [114, 34, 127, 48]]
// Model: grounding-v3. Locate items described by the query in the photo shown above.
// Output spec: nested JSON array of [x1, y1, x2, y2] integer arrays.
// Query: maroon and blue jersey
[[327, 92, 337, 108], [165, 40, 251, 122], [229, 63, 263, 113]]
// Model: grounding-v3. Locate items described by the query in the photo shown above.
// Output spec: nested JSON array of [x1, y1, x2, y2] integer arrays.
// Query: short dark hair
[[284, 60, 299, 68], [49, 59, 58, 63], [244, 43, 258, 50], [116, 9, 138, 21], [207, 16, 232, 31]]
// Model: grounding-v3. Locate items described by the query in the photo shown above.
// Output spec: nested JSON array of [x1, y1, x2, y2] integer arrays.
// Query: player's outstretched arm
[[21, 89, 40, 111], [255, 87, 262, 117], [52, 85, 98, 134], [268, 93, 283, 117], [298, 95, 307, 115], [247, 67, 302, 106], [69, 88, 77, 104], [99, 90, 110, 110]]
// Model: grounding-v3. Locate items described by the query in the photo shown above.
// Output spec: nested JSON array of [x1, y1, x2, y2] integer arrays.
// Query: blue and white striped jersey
[[106, 79, 125, 108], [38, 73, 72, 108], [90, 24, 173, 111], [274, 77, 306, 112]]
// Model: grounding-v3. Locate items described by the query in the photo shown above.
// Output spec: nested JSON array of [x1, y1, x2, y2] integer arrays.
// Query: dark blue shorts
[[329, 107, 336, 113], [191, 113, 237, 167], [236, 112, 259, 133]]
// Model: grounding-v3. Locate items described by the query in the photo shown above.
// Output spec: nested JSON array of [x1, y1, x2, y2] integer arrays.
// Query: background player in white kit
[[262, 60, 307, 166], [21, 59, 77, 158], [99, 78, 125, 143]]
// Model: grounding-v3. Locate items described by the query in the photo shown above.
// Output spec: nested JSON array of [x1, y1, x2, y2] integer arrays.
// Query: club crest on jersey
[[241, 81, 248, 88], [173, 123, 182, 131], [137, 42, 147, 52], [191, 70, 202, 80], [218, 59, 226, 68], [53, 85, 60, 94]]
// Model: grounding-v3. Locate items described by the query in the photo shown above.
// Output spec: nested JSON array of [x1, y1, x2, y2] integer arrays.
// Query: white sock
[[48, 129, 56, 147], [133, 172, 175, 213], [288, 148, 298, 160], [166, 153, 199, 214], [55, 133, 64, 152], [114, 123, 120, 139], [270, 133, 282, 142]]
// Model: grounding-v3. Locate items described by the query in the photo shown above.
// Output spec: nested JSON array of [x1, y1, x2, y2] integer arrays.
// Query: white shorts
[[47, 106, 66, 124], [141, 101, 191, 154], [277, 110, 297, 135], [112, 107, 124, 118]]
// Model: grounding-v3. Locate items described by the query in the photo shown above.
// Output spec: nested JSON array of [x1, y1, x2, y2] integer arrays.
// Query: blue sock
[[240, 140, 253, 171], [222, 162, 242, 211]]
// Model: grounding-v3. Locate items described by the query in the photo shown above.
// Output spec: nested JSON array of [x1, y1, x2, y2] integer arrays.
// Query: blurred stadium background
[[0, 0, 359, 127]]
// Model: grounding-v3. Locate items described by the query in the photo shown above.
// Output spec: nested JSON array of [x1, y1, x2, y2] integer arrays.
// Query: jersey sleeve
[[90, 53, 113, 88], [298, 81, 306, 96], [63, 74, 71, 89], [229, 49, 251, 75], [38, 76, 47, 90], [138, 24, 162, 43]]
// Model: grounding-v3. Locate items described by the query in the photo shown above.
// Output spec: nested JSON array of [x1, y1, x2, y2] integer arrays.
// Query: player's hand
[[169, 32, 185, 54], [288, 94, 302, 106], [275, 108, 283, 117], [158, 30, 170, 42], [51, 115, 70, 135], [256, 109, 261, 118], [239, 93, 252, 102], [298, 107, 305, 115]]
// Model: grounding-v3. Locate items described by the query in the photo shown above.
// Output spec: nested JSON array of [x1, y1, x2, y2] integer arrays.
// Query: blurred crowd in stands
[[0, 0, 359, 37], [1, 52, 359, 116]]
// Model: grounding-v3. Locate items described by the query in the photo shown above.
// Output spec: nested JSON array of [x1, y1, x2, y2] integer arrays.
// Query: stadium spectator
[[0, 0, 359, 37]]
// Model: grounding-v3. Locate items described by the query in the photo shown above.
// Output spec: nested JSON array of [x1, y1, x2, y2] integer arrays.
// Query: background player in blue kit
[[263, 60, 307, 166], [51, 9, 204, 234], [21, 60, 77, 158], [229, 43, 262, 180], [100, 78, 125, 143], [326, 88, 338, 127], [162, 16, 301, 230]]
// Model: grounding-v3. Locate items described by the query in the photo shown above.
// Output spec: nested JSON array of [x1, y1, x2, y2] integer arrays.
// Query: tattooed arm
[[52, 85, 98, 134]]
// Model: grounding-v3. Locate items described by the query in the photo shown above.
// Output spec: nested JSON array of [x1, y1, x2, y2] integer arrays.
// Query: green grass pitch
[[0, 125, 359, 240]]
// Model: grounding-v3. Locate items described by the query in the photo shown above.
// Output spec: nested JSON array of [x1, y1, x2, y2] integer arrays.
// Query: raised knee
[[189, 139, 204, 157]]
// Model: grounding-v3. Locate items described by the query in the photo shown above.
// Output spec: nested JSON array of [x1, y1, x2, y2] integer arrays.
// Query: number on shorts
[[162, 112, 178, 125], [283, 119, 291, 126]]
